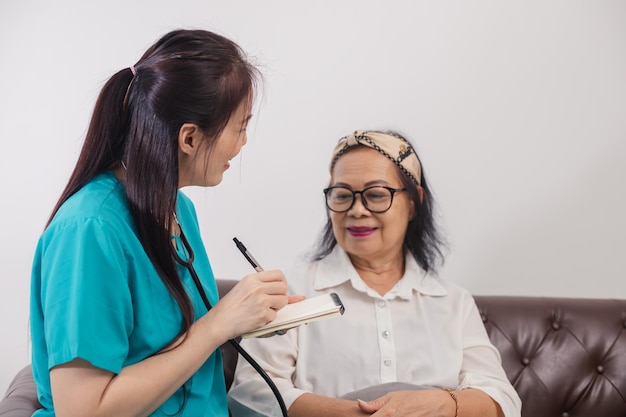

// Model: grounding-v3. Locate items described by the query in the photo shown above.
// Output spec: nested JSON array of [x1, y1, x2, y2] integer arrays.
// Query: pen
[[233, 237, 290, 336], [233, 237, 264, 272]]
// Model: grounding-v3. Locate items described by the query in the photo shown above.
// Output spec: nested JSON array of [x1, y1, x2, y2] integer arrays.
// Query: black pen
[[233, 237, 264, 272]]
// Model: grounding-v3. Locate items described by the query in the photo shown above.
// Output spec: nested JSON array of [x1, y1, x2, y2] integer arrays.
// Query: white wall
[[1, 0, 625, 393]]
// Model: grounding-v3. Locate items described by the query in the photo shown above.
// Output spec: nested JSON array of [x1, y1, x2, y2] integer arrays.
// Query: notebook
[[241, 293, 345, 338]]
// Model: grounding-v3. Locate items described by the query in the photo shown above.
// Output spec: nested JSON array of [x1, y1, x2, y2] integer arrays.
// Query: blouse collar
[[314, 246, 447, 299]]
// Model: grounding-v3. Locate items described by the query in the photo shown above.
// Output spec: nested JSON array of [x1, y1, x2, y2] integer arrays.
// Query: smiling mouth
[[347, 226, 376, 237]]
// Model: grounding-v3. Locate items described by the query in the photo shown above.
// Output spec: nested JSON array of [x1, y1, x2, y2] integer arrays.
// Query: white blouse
[[227, 247, 521, 417]]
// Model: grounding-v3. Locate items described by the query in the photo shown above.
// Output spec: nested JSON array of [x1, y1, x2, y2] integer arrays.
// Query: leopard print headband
[[329, 130, 422, 186]]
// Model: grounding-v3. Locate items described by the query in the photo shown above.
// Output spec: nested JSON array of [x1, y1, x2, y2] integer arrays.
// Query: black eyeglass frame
[[323, 185, 407, 213]]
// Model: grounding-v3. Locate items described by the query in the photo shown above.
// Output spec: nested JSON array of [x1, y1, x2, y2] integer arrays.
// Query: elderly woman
[[228, 130, 522, 417]]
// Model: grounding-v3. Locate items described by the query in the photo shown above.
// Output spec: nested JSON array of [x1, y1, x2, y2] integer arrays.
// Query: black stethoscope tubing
[[172, 226, 289, 417]]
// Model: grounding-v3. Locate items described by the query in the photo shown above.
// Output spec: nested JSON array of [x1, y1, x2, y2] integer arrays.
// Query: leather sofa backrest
[[474, 295, 626, 417]]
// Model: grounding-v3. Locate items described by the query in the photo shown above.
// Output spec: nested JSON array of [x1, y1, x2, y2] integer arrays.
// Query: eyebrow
[[242, 114, 253, 124], [332, 179, 392, 188]]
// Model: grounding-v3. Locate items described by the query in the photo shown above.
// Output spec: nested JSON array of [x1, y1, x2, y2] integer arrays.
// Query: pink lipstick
[[347, 226, 376, 237]]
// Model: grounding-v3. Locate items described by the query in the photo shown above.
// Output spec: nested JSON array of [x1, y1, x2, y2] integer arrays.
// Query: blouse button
[[381, 330, 389, 338], [377, 301, 387, 308], [384, 360, 392, 366]]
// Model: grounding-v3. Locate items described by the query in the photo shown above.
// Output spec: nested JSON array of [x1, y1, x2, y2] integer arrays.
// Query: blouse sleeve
[[458, 294, 522, 417], [228, 329, 307, 417], [39, 217, 133, 374]]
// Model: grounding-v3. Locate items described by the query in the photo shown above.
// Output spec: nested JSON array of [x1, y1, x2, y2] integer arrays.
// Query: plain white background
[[1, 0, 625, 394]]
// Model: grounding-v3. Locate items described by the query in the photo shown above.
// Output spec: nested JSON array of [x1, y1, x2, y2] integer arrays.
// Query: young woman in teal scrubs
[[29, 29, 298, 417]]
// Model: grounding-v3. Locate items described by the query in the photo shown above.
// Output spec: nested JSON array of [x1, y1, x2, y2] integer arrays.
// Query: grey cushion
[[0, 365, 40, 417], [339, 382, 432, 402]]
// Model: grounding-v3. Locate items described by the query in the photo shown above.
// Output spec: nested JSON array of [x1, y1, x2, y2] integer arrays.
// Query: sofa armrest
[[0, 365, 40, 417]]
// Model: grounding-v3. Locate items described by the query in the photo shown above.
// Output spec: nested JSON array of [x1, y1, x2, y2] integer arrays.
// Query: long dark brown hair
[[47, 29, 259, 336]]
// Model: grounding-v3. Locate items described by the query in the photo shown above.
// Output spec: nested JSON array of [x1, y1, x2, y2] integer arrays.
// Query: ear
[[408, 198, 416, 220], [178, 123, 203, 157], [408, 186, 423, 220]]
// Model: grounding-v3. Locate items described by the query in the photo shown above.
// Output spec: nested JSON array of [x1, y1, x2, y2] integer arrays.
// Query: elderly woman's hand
[[356, 389, 455, 417], [357, 388, 505, 417]]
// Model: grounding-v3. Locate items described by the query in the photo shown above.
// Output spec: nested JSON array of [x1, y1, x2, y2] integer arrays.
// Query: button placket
[[374, 298, 396, 381]]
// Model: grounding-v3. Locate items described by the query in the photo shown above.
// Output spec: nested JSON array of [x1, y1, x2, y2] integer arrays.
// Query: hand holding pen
[[233, 237, 305, 335]]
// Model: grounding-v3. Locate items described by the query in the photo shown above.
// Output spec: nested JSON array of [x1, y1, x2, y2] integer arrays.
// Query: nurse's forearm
[[50, 310, 228, 417]]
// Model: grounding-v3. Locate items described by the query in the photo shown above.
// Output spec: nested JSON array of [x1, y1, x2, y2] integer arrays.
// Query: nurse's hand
[[208, 271, 304, 342]]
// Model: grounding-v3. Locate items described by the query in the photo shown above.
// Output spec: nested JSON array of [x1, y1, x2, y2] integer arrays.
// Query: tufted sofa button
[[521, 358, 530, 366], [552, 322, 561, 330], [597, 365, 604, 374], [562, 412, 569, 417]]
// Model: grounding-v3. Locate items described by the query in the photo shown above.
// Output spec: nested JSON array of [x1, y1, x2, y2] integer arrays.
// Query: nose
[[347, 193, 370, 217]]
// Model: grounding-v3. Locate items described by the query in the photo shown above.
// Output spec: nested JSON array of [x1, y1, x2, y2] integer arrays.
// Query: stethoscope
[[171, 220, 290, 417]]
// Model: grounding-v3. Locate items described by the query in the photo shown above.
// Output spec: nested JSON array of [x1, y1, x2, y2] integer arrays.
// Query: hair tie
[[123, 67, 137, 110]]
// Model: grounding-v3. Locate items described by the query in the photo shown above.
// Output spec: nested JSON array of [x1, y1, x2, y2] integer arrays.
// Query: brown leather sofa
[[2, 279, 625, 417]]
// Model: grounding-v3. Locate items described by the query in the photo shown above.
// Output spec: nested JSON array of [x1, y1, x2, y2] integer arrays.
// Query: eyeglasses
[[323, 185, 406, 213]]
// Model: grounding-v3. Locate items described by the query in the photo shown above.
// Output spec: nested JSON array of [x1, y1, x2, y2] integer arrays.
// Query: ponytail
[[47, 68, 135, 225]]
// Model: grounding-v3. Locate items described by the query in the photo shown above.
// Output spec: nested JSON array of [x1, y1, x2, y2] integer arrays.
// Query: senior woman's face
[[329, 147, 414, 264]]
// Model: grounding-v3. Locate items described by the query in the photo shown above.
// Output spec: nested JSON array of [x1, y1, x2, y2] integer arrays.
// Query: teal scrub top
[[30, 172, 228, 417]]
